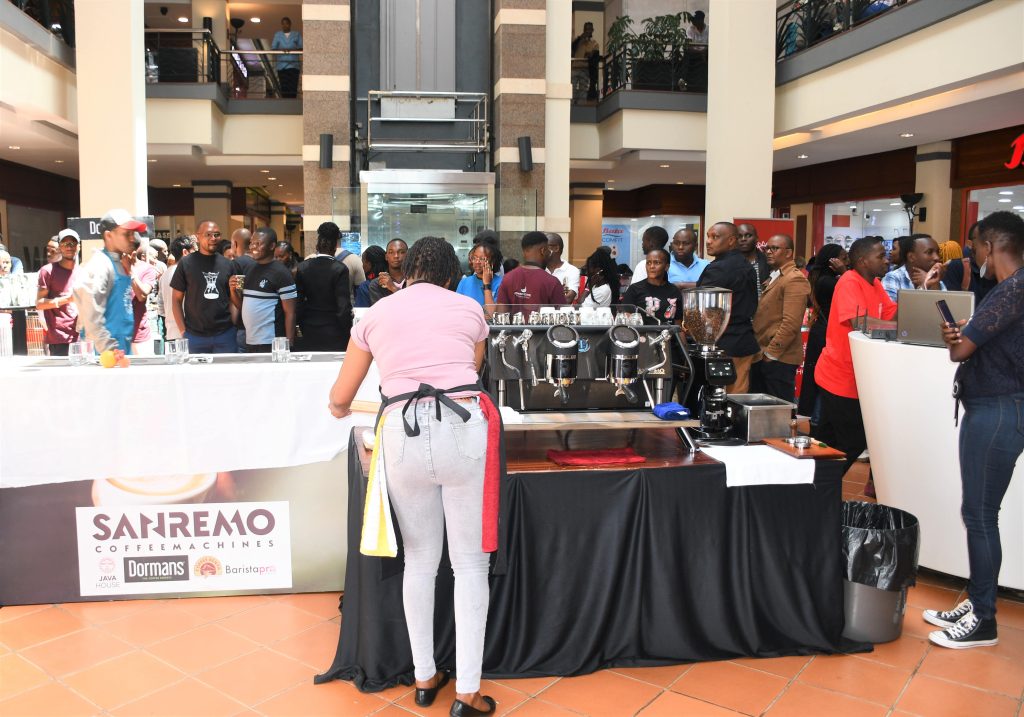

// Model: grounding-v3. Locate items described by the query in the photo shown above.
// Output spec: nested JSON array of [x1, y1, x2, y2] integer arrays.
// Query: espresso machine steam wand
[[492, 330, 526, 409]]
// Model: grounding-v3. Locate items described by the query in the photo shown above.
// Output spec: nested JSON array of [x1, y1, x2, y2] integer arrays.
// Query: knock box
[[726, 393, 796, 443]]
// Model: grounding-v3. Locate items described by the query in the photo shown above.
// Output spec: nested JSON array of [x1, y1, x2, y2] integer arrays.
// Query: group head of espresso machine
[[484, 306, 692, 413]]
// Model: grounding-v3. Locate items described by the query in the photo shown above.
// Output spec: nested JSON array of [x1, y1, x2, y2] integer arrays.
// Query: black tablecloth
[[316, 432, 854, 692]]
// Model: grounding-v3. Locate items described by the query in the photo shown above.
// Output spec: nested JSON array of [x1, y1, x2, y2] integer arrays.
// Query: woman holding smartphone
[[925, 211, 1024, 649]]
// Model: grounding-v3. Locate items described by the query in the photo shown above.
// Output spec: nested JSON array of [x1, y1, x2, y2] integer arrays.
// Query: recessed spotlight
[[250, 17, 261, 23], [172, 184, 181, 187], [177, 16, 189, 23], [630, 218, 637, 222], [8, 145, 20, 150], [658, 164, 670, 168], [998, 190, 1013, 195], [650, 214, 656, 219], [278, 184, 284, 187], [148, 158, 157, 163], [260, 169, 270, 173], [54, 159, 64, 163], [1014, 205, 1024, 210], [797, 154, 808, 159], [849, 205, 857, 209], [998, 198, 1011, 203], [607, 179, 615, 183], [267, 177, 276, 180], [889, 202, 901, 206], [676, 181, 685, 185], [899, 132, 914, 138]]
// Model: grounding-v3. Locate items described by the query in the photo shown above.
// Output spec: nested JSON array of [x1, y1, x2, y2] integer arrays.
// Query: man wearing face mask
[[943, 223, 997, 305], [73, 210, 148, 353]]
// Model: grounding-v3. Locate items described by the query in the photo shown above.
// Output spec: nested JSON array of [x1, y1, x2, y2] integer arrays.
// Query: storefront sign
[[601, 223, 631, 263], [1006, 132, 1024, 170], [75, 501, 292, 596]]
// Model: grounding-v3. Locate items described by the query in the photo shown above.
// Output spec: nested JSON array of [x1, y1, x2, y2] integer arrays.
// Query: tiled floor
[[2, 463, 1023, 717]]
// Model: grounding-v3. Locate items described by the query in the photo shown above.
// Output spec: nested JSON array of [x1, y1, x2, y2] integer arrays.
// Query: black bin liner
[[842, 501, 920, 592]]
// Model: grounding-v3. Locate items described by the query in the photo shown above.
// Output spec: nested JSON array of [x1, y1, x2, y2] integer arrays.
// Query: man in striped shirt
[[229, 227, 296, 352]]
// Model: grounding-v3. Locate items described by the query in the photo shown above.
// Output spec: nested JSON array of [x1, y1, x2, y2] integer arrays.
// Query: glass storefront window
[[823, 198, 910, 251], [967, 184, 1024, 222]]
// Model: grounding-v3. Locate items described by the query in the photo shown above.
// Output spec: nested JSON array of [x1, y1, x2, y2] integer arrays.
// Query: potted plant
[[606, 13, 692, 93]]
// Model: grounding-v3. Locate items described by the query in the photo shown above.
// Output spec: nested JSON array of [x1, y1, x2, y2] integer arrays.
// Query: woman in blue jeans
[[924, 211, 1024, 649]]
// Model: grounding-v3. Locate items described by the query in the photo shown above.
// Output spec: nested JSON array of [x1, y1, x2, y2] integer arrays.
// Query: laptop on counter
[[896, 289, 975, 347]]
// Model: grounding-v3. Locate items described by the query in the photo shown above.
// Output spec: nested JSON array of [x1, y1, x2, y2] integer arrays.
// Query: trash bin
[[841, 501, 920, 643]]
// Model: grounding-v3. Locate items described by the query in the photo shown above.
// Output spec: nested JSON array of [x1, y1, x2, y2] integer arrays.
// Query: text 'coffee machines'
[[681, 288, 737, 442]]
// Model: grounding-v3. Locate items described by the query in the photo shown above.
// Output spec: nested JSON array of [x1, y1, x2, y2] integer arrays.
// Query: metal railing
[[598, 42, 707, 98], [366, 91, 489, 153], [144, 29, 303, 99], [776, 0, 913, 60], [7, 0, 74, 46]]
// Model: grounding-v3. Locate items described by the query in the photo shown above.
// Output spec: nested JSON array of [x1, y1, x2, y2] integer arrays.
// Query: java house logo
[[194, 555, 223, 577], [1007, 132, 1024, 170]]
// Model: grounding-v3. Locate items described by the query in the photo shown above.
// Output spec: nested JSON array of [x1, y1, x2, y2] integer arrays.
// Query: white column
[[703, 0, 776, 224], [74, 0, 148, 216], [544, 0, 572, 245]]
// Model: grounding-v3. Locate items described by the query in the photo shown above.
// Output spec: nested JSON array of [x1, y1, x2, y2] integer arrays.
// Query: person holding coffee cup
[[229, 227, 296, 353]]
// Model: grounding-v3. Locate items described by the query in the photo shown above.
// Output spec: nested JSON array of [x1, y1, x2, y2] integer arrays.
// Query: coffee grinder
[[544, 325, 579, 405], [681, 288, 738, 442]]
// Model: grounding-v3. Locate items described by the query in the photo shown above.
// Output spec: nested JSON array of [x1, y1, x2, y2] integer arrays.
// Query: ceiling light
[[260, 169, 270, 173], [676, 181, 685, 185], [899, 132, 914, 138], [650, 214, 656, 218], [8, 146, 20, 150], [278, 184, 284, 187], [148, 159, 157, 163], [658, 164, 670, 168], [54, 159, 64, 163], [998, 190, 1013, 195], [849, 205, 857, 209], [177, 16, 189, 23], [250, 17, 261, 23], [630, 218, 636, 222], [889, 202, 900, 206], [607, 179, 615, 183], [998, 198, 1011, 203], [797, 154, 808, 159], [172, 184, 181, 188], [267, 177, 276, 180]]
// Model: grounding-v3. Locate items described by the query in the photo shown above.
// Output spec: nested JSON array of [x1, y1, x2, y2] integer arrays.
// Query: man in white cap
[[73, 209, 147, 353], [36, 229, 81, 356]]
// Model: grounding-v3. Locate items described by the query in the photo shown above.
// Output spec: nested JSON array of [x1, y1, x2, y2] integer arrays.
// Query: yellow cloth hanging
[[359, 419, 398, 557]]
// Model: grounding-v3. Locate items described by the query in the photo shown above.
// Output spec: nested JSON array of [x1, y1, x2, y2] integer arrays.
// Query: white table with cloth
[[0, 354, 380, 605]]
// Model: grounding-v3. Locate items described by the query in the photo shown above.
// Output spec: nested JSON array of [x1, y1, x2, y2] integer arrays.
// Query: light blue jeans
[[382, 399, 490, 694]]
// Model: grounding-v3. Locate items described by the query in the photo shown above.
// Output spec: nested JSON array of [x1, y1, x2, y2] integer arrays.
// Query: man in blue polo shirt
[[668, 228, 708, 290]]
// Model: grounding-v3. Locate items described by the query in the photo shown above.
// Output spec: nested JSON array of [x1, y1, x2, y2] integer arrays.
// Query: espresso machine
[[484, 305, 689, 413], [679, 288, 739, 443]]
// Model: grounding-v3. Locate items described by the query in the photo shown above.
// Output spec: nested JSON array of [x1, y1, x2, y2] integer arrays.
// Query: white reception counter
[[850, 332, 1024, 590]]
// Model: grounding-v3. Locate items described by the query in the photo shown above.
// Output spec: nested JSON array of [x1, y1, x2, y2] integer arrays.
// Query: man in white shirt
[[545, 233, 581, 303], [630, 226, 670, 284], [159, 235, 196, 342]]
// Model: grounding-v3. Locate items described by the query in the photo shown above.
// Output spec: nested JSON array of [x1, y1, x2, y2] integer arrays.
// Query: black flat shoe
[[450, 695, 496, 716], [414, 671, 450, 707]]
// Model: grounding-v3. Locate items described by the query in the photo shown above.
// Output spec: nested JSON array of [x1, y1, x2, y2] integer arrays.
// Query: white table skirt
[[0, 356, 381, 488]]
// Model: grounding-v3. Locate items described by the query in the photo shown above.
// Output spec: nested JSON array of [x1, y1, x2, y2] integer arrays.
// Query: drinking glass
[[68, 342, 87, 367], [272, 337, 290, 363], [164, 340, 179, 365], [175, 338, 190, 364]]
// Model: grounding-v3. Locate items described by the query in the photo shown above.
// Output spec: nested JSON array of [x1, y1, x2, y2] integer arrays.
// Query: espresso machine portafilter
[[606, 324, 641, 403], [545, 325, 579, 405]]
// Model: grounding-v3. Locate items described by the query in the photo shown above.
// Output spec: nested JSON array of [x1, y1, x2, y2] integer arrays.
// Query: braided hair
[[402, 236, 460, 289], [362, 245, 387, 280]]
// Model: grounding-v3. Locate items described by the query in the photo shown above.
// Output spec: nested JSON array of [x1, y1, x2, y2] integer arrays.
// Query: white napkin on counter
[[701, 445, 816, 488]]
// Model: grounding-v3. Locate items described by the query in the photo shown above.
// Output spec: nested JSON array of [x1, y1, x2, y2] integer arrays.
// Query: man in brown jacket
[[751, 234, 811, 402]]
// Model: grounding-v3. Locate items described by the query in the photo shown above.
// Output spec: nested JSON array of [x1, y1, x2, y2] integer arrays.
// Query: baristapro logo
[[124, 556, 189, 583], [193, 555, 223, 577]]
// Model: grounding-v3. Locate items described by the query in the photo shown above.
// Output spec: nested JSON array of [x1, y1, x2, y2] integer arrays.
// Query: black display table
[[317, 428, 852, 692]]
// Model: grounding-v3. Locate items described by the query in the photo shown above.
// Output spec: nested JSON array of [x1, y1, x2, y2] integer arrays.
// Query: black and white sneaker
[[923, 598, 973, 628], [929, 612, 998, 649]]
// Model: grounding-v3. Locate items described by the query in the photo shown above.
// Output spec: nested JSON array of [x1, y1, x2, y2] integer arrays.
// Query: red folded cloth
[[479, 393, 502, 553], [546, 447, 647, 466]]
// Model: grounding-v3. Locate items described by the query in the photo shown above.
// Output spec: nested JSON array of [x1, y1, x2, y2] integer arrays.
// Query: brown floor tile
[[906, 583, 964, 610], [395, 678, 528, 716], [638, 690, 747, 716], [274, 591, 343, 620], [372, 706, 422, 716], [996, 596, 1024, 630], [0, 606, 85, 651], [990, 623, 1024, 663], [671, 660, 788, 715], [111, 677, 246, 717], [609, 663, 692, 688], [765, 681, 888, 717], [895, 674, 1019, 717], [146, 623, 260, 674], [371, 680, 415, 703], [507, 699, 580, 716], [169, 594, 271, 623], [853, 634, 931, 670], [269, 621, 341, 671], [798, 653, 912, 706], [197, 647, 316, 706], [0, 681, 101, 717], [919, 643, 1024, 697], [901, 606, 933, 639], [217, 601, 325, 644], [58, 599, 162, 626], [102, 603, 208, 646], [256, 679, 387, 717], [0, 653, 51, 701], [20, 626, 134, 677], [0, 604, 49, 623], [490, 676, 560, 697], [539, 670, 662, 717], [62, 650, 186, 711], [730, 655, 811, 679]]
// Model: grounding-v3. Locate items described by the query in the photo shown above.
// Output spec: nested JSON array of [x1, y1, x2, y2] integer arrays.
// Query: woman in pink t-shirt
[[328, 237, 496, 716]]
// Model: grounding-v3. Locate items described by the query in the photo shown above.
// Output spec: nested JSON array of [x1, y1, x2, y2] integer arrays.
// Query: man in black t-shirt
[[229, 227, 296, 351], [169, 221, 237, 353], [623, 249, 683, 325]]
